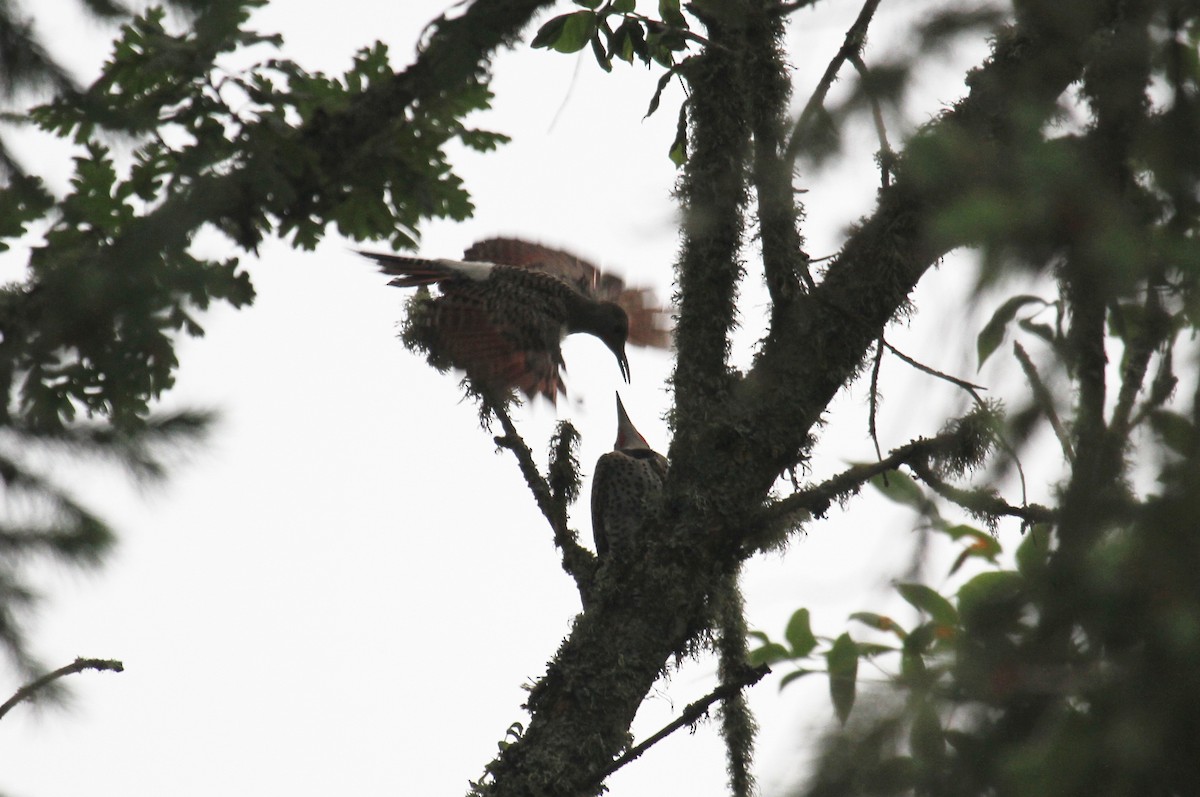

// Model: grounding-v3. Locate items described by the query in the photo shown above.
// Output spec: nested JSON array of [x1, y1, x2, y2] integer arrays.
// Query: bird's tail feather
[[357, 251, 464, 287]]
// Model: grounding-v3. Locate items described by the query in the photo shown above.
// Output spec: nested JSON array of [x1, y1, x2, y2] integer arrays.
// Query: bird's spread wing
[[463, 238, 672, 349], [415, 288, 565, 403]]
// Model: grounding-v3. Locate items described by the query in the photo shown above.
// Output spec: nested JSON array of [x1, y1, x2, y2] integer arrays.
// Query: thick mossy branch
[[723, 15, 1099, 528], [746, 0, 811, 305], [474, 7, 1113, 797], [668, 8, 752, 429], [715, 572, 757, 797]]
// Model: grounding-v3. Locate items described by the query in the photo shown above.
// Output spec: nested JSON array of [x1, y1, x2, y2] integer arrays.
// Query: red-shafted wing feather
[[463, 238, 672, 349], [427, 291, 564, 403]]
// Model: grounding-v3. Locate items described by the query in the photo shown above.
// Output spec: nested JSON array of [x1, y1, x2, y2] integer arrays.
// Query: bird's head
[[596, 302, 631, 383]]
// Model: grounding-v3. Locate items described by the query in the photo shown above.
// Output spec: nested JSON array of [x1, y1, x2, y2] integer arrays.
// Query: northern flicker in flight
[[359, 238, 671, 403], [591, 394, 669, 561]]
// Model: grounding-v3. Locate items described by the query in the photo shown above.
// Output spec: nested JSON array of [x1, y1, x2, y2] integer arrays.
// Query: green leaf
[[849, 611, 908, 638], [897, 583, 958, 626], [590, 34, 613, 71], [575, 0, 603, 8], [1148, 409, 1195, 456], [669, 101, 688, 165], [855, 642, 897, 658], [957, 571, 1026, 631], [645, 66, 676, 118], [910, 702, 945, 764], [826, 633, 859, 724], [554, 11, 598, 53], [748, 641, 792, 666], [868, 469, 929, 512], [658, 0, 687, 28], [532, 12, 598, 53], [906, 620, 952, 654], [977, 295, 1047, 370], [779, 668, 816, 690], [614, 0, 636, 11], [1017, 318, 1056, 347], [784, 608, 818, 656], [1015, 523, 1051, 579]]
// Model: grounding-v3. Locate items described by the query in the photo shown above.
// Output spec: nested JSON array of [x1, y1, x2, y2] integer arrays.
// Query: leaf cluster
[[0, 0, 519, 672]]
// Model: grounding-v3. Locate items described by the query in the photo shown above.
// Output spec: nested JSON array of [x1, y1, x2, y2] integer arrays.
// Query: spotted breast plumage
[[359, 238, 671, 403], [591, 394, 669, 561]]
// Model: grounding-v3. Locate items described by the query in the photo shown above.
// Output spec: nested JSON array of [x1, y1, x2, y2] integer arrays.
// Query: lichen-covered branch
[[490, 401, 596, 601]]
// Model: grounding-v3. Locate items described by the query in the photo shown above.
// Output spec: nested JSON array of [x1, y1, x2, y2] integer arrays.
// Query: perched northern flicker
[[359, 238, 671, 402], [591, 394, 669, 561]]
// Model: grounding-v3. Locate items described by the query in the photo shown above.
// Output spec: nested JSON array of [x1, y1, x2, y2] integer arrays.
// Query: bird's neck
[[562, 294, 609, 334]]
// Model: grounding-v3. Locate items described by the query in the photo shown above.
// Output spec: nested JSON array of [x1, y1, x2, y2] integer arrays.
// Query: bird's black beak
[[618, 349, 631, 383]]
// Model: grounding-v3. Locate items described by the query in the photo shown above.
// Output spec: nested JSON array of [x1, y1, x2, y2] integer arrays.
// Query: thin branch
[[748, 0, 814, 303], [868, 337, 885, 461], [0, 658, 123, 721], [848, 52, 895, 189], [884, 340, 986, 395], [488, 400, 595, 596], [587, 663, 771, 789], [883, 339, 1030, 507], [1110, 285, 1169, 442], [785, 0, 884, 164], [490, 401, 555, 523], [1013, 341, 1075, 462], [908, 461, 1057, 527], [755, 432, 962, 539]]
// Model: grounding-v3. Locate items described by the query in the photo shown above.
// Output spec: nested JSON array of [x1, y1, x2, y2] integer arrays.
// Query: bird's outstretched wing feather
[[464, 238, 672, 349]]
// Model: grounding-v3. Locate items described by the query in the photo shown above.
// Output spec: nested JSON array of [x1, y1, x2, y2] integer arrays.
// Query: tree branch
[[848, 52, 896, 189], [785, 0, 884, 165], [586, 662, 770, 789], [490, 400, 595, 599], [908, 461, 1056, 527], [1013, 341, 1075, 462], [746, 432, 962, 551], [0, 658, 123, 721], [747, 0, 813, 306]]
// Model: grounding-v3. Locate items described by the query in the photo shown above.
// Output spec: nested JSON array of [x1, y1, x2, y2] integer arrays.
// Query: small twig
[[1013, 342, 1075, 462], [848, 52, 895, 189], [786, 0, 884, 164], [883, 339, 1030, 507], [883, 341, 987, 396], [1111, 284, 1169, 443], [0, 658, 124, 721], [588, 662, 771, 788], [908, 461, 1057, 527], [868, 337, 885, 462]]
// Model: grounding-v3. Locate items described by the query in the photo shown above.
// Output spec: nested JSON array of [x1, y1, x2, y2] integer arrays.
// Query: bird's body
[[359, 238, 670, 403], [591, 395, 668, 561]]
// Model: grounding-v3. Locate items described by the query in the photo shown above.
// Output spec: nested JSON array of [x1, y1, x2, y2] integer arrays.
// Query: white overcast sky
[[0, 2, 1019, 796]]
